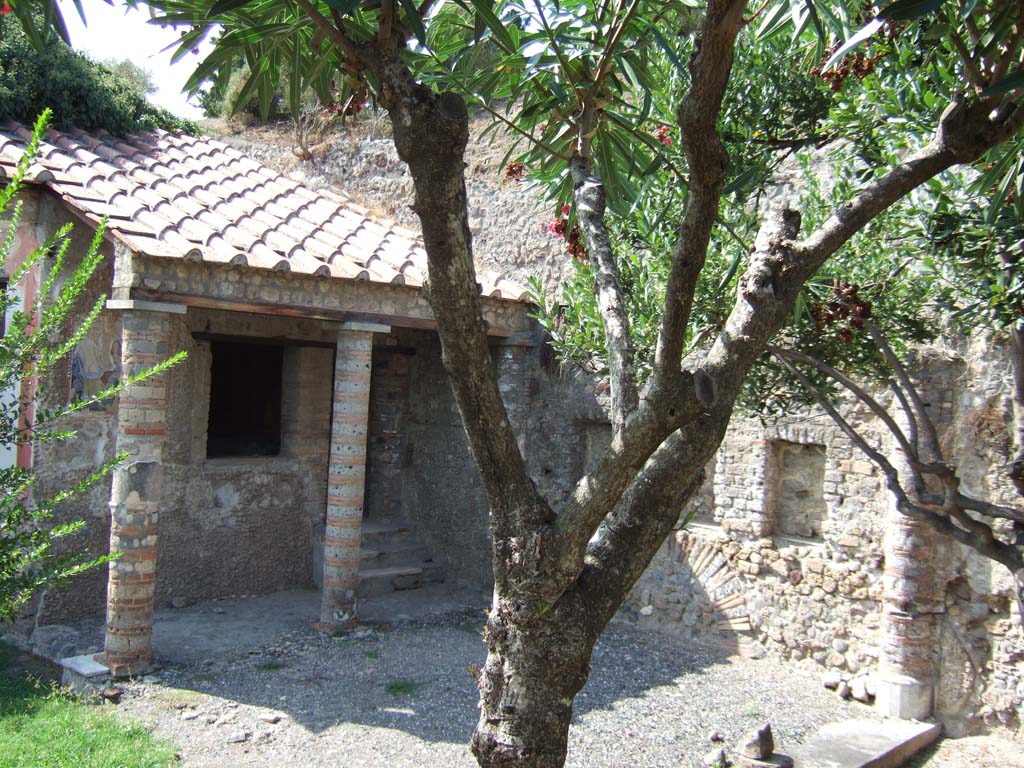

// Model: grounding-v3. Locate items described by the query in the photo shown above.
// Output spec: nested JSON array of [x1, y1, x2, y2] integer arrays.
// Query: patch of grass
[[363, 650, 380, 660], [0, 641, 177, 768], [384, 678, 425, 696], [254, 659, 287, 672], [743, 703, 761, 718]]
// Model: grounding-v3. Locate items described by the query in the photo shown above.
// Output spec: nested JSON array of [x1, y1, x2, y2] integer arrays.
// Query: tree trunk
[[471, 606, 598, 768]]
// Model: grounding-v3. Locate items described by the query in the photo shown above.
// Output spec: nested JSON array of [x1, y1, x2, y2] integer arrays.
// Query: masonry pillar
[[101, 301, 184, 677], [319, 322, 389, 627], [876, 512, 943, 719]]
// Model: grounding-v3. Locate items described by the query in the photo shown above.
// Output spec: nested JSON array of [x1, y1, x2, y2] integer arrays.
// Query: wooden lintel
[[131, 289, 520, 337]]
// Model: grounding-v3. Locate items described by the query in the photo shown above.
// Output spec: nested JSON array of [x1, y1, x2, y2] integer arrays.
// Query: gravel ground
[[111, 609, 871, 768], [913, 734, 1024, 768]]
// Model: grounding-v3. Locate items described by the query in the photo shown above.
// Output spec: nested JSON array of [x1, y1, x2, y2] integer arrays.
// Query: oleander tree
[[12, 1, 1024, 765]]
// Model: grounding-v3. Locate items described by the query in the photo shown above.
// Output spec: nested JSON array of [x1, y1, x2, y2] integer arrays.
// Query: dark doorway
[[207, 341, 283, 458]]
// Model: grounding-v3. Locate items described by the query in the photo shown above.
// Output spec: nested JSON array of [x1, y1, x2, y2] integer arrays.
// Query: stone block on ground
[[787, 719, 941, 768], [735, 755, 794, 768], [739, 723, 774, 760], [59, 653, 111, 695], [702, 747, 727, 767]]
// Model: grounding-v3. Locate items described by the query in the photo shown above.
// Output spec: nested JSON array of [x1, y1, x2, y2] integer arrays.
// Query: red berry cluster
[[543, 205, 588, 262], [810, 280, 873, 343], [504, 162, 526, 182], [566, 223, 587, 262], [653, 124, 672, 146], [0, 3, 12, 15], [811, 50, 883, 91]]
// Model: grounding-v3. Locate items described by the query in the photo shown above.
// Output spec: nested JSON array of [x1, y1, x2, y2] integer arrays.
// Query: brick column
[[101, 301, 184, 677], [876, 364, 951, 720], [320, 322, 389, 627], [876, 513, 942, 719]]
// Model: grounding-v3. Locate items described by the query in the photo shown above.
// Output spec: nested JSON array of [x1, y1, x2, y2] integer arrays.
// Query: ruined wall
[[930, 338, 1024, 731], [623, 416, 888, 670], [621, 339, 1024, 732], [365, 340, 412, 525]]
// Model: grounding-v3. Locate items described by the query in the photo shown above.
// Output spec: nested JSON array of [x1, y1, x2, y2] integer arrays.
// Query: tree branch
[[293, 0, 364, 62], [793, 98, 1024, 278], [889, 377, 920, 460], [360, 29, 555, 598], [379, 0, 396, 45], [864, 319, 943, 461], [576, 0, 644, 158], [956, 494, 1024, 523], [777, 338, 1024, 625], [575, 419, 718, 622], [570, 155, 639, 435], [653, 0, 748, 382], [992, 5, 1024, 85], [950, 29, 987, 89], [768, 345, 918, 461]]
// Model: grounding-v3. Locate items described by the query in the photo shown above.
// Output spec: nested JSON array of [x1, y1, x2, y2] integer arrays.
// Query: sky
[[57, 1, 216, 120]]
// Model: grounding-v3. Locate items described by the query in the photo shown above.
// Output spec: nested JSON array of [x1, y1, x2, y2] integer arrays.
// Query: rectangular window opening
[[207, 340, 283, 458], [768, 440, 827, 540]]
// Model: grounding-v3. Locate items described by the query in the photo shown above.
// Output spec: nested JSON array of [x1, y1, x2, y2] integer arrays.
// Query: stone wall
[[399, 329, 491, 588], [621, 339, 1024, 733]]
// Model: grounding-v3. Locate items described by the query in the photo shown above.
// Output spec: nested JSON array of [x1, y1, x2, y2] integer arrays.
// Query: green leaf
[[756, 1, 793, 40], [209, 0, 253, 15], [399, 0, 428, 44], [823, 19, 883, 70], [465, 0, 516, 51], [980, 69, 1024, 98], [641, 19, 685, 76], [878, 0, 948, 22]]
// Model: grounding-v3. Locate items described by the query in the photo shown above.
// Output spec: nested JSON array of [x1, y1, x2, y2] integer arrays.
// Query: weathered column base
[[875, 673, 935, 720]]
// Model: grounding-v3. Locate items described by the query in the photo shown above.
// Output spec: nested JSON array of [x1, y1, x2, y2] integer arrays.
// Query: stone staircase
[[358, 520, 446, 598]]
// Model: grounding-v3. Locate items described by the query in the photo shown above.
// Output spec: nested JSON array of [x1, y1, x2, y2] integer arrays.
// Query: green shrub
[[0, 112, 185, 620], [0, 16, 196, 136]]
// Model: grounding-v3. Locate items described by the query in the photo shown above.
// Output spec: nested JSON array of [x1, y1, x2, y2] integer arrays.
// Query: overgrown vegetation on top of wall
[[0, 16, 195, 136]]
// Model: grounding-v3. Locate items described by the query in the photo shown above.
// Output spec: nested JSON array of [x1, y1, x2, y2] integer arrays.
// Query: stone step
[[786, 719, 941, 768], [358, 561, 446, 598], [358, 566, 424, 598], [360, 522, 416, 550], [360, 542, 433, 569]]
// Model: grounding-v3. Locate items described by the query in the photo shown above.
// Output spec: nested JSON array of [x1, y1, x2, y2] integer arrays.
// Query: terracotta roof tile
[[0, 122, 529, 301]]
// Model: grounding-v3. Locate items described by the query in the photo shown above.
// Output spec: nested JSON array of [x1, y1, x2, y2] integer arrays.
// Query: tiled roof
[[0, 122, 529, 301]]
